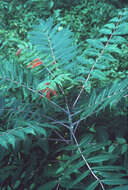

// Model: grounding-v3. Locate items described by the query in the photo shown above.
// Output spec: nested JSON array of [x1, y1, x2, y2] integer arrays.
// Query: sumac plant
[[0, 8, 128, 190]]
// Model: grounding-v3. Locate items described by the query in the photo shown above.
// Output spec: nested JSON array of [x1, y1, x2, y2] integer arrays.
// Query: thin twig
[[54, 130, 70, 144], [43, 138, 71, 143], [51, 121, 70, 129], [43, 115, 70, 129], [73, 120, 80, 135], [66, 105, 74, 142], [56, 183, 60, 190]]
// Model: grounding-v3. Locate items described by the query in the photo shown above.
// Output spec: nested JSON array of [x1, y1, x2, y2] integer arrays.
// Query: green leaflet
[[102, 179, 128, 185], [98, 171, 127, 179], [79, 133, 93, 146], [22, 127, 36, 135], [110, 36, 126, 43], [92, 166, 124, 171], [22, 125, 46, 136], [110, 185, 128, 190], [104, 23, 115, 29], [7, 186, 12, 190], [69, 170, 90, 188], [84, 48, 99, 56], [13, 180, 21, 189], [40, 123, 59, 130], [32, 126, 47, 136], [84, 142, 110, 155], [91, 70, 107, 80], [110, 17, 119, 23], [56, 166, 64, 174], [12, 130, 26, 140], [86, 39, 104, 49], [105, 45, 122, 54], [86, 181, 99, 190], [64, 160, 85, 176], [88, 154, 117, 163], [0, 135, 8, 149], [100, 53, 116, 62], [99, 28, 112, 35], [100, 36, 108, 42], [114, 23, 128, 35], [38, 181, 57, 190], [4, 134, 16, 149]]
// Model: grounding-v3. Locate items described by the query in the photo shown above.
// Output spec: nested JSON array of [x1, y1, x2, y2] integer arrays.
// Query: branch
[[72, 12, 124, 109], [72, 132, 105, 190], [0, 76, 68, 114]]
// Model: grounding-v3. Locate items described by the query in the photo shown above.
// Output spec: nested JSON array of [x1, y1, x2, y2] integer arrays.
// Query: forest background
[[0, 0, 128, 189]]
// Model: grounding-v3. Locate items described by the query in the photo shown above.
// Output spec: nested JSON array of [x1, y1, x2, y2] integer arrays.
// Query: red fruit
[[27, 58, 43, 69], [40, 83, 57, 100], [16, 48, 22, 56], [32, 58, 40, 62], [31, 61, 43, 68], [46, 91, 51, 100]]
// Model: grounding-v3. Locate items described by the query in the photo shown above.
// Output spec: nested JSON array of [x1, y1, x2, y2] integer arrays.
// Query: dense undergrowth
[[0, 0, 128, 190]]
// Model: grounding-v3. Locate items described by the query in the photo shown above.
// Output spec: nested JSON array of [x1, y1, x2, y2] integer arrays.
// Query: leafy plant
[[54, 0, 116, 46], [0, 4, 128, 190]]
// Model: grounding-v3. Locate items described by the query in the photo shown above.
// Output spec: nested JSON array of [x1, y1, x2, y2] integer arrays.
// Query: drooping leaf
[[86, 180, 99, 190]]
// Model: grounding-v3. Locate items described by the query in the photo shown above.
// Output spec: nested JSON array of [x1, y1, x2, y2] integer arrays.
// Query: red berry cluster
[[27, 58, 57, 100], [27, 58, 43, 69], [40, 82, 57, 100], [16, 48, 57, 100]]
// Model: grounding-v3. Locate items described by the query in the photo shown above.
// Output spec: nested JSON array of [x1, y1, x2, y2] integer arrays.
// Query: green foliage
[[54, 135, 128, 189], [54, 0, 116, 44], [0, 1, 128, 190], [0, 0, 54, 59]]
